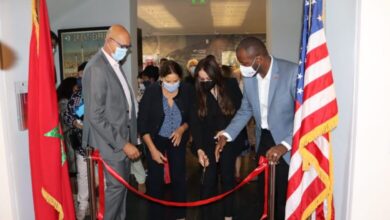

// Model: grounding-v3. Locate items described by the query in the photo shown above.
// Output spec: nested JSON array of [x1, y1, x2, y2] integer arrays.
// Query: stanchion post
[[86, 147, 97, 220], [268, 162, 276, 220]]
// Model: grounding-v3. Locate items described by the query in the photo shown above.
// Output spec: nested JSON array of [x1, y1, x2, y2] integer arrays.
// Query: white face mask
[[190, 66, 196, 76], [240, 57, 260, 78], [139, 83, 146, 91]]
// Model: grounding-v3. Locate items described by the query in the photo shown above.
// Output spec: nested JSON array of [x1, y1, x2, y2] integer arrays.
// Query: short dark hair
[[142, 65, 159, 81], [236, 37, 268, 57], [160, 60, 183, 78], [57, 77, 78, 101], [221, 65, 232, 78], [78, 61, 88, 72], [50, 30, 58, 45], [160, 57, 168, 63]]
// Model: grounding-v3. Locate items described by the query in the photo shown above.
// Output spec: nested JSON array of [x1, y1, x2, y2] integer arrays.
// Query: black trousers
[[146, 135, 186, 220], [256, 129, 289, 220], [200, 141, 239, 219]]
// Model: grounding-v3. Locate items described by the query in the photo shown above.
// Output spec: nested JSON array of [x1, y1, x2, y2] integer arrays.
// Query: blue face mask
[[111, 47, 128, 62], [76, 77, 82, 88], [162, 81, 180, 93]]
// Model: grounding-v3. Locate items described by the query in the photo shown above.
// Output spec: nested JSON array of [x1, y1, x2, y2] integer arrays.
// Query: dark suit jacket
[[190, 78, 246, 155], [137, 82, 193, 146], [82, 50, 137, 161]]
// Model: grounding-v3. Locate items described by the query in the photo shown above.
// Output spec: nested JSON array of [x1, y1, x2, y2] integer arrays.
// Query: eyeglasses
[[110, 38, 131, 49]]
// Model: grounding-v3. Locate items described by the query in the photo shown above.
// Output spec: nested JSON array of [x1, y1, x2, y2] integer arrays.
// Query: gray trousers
[[103, 158, 130, 220]]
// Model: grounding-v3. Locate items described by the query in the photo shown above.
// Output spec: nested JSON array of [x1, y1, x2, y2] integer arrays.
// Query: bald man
[[215, 37, 298, 220], [82, 25, 140, 219]]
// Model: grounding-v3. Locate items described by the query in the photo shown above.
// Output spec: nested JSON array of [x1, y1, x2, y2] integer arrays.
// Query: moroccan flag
[[285, 0, 338, 219], [28, 0, 75, 219]]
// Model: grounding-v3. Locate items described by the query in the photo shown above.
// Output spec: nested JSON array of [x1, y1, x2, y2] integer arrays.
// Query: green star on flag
[[44, 125, 66, 165]]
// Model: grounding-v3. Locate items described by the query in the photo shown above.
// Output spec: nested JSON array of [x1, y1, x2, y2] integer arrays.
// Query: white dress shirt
[[222, 56, 291, 150], [257, 58, 272, 129], [102, 48, 132, 119]]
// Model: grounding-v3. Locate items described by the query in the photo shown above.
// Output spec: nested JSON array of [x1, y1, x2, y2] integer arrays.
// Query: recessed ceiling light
[[138, 5, 182, 29], [211, 1, 251, 27]]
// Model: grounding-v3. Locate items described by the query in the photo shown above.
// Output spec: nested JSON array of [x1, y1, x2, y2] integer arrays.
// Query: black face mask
[[143, 81, 151, 88], [200, 81, 215, 92]]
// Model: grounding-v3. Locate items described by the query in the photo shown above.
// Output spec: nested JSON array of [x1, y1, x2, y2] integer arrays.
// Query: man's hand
[[266, 144, 288, 164], [197, 149, 209, 168], [214, 131, 227, 162], [123, 143, 141, 160], [150, 148, 167, 164]]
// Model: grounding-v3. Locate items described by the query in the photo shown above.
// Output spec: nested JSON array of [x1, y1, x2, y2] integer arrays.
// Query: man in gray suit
[[82, 25, 140, 220], [215, 37, 297, 220]]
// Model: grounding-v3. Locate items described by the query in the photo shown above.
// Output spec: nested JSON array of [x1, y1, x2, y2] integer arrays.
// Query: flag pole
[[308, 0, 313, 31], [268, 162, 276, 220], [305, 2, 313, 220], [86, 147, 97, 220]]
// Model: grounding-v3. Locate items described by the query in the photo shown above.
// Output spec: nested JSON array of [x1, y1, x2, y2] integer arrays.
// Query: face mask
[[240, 57, 260, 77], [163, 81, 180, 93], [77, 77, 82, 89], [111, 47, 128, 62], [200, 80, 215, 92], [190, 66, 196, 76], [139, 83, 146, 91], [143, 81, 151, 88]]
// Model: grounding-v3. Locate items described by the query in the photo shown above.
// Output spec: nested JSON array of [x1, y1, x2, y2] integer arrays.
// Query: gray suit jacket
[[82, 50, 137, 161], [225, 57, 298, 163]]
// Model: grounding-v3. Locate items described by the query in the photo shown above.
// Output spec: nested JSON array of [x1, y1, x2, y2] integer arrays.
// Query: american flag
[[285, 0, 338, 219]]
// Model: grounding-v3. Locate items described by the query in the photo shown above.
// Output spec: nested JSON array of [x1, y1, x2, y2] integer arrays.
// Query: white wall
[[266, 0, 303, 63], [47, 0, 138, 88], [348, 0, 390, 219], [325, 0, 357, 219], [0, 3, 17, 218], [0, 0, 35, 219]]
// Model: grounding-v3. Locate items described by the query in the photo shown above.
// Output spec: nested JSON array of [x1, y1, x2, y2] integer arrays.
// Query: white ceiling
[[138, 0, 266, 36]]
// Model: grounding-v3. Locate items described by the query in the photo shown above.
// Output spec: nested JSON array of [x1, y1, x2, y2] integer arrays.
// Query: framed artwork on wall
[[58, 26, 109, 80]]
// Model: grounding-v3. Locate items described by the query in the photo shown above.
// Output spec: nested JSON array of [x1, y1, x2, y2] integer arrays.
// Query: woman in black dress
[[138, 61, 193, 220], [191, 56, 247, 220]]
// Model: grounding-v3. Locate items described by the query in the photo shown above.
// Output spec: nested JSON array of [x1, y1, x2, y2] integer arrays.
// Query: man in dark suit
[[82, 24, 140, 220], [215, 37, 298, 220]]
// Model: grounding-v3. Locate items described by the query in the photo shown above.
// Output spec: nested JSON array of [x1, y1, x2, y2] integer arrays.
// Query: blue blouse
[[158, 96, 182, 138]]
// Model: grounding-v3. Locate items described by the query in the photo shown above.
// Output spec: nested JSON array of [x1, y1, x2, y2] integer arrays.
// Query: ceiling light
[[211, 1, 250, 27], [138, 5, 182, 29]]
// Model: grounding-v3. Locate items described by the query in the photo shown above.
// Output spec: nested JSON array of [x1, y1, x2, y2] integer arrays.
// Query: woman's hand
[[150, 148, 167, 164], [72, 119, 83, 129], [197, 149, 209, 168], [170, 126, 184, 147]]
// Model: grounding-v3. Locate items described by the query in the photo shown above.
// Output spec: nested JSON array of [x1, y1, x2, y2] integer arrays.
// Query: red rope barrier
[[96, 156, 104, 220], [91, 151, 269, 220]]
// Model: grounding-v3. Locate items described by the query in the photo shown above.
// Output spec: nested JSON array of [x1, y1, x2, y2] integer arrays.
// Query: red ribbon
[[163, 152, 171, 184], [91, 151, 269, 220]]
